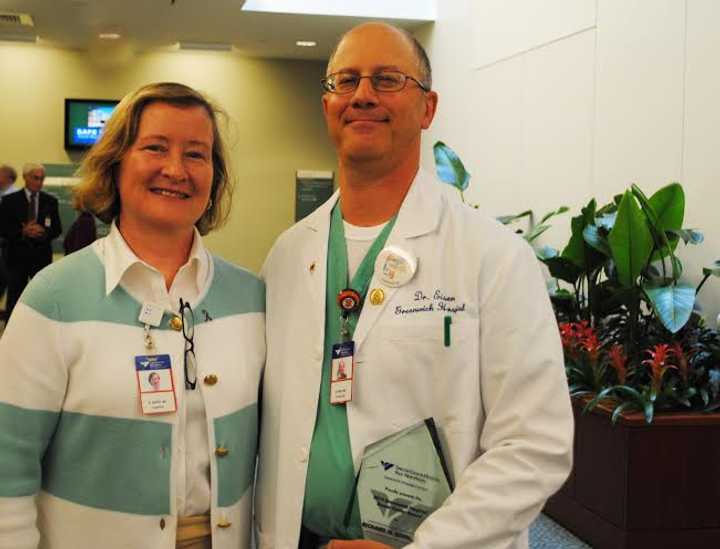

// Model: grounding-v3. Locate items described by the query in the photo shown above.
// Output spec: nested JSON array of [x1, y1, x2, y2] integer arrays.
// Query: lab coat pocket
[[368, 318, 479, 414]]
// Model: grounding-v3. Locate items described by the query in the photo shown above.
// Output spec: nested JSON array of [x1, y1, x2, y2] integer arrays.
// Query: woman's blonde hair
[[74, 82, 232, 235]]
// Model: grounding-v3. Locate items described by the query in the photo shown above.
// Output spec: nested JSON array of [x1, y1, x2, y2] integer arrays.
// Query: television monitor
[[64, 98, 119, 150]]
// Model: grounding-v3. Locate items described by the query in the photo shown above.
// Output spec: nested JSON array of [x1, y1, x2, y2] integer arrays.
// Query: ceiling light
[[296, 40, 317, 47], [99, 33, 121, 40]]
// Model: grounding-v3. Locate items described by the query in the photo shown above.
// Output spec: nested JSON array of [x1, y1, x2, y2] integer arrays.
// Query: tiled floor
[[530, 513, 591, 548]]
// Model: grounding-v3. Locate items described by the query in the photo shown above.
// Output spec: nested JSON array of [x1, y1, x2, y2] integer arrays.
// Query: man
[[258, 23, 573, 549], [0, 164, 18, 314], [0, 163, 62, 317]]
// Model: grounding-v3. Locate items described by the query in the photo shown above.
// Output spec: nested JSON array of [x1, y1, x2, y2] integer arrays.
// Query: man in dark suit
[[0, 163, 62, 318]]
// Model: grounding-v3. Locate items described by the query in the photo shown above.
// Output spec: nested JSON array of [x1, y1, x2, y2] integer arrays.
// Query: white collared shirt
[[103, 222, 212, 516]]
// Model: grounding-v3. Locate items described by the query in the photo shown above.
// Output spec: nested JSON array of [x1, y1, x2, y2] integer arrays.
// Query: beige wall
[[418, 0, 720, 326], [0, 41, 337, 273]]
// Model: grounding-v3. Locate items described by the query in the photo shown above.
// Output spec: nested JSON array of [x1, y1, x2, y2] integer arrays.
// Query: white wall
[[418, 0, 720, 326], [0, 41, 337, 273]]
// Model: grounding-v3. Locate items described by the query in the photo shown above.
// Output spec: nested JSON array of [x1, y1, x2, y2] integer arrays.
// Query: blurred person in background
[[0, 163, 61, 318], [62, 202, 97, 255], [0, 164, 17, 199], [0, 164, 18, 318]]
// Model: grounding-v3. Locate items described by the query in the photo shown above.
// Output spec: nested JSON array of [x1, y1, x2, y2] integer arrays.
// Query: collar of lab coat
[[301, 168, 442, 239], [298, 168, 445, 352]]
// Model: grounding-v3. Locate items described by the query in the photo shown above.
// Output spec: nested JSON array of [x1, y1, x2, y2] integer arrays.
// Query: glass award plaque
[[356, 419, 452, 547]]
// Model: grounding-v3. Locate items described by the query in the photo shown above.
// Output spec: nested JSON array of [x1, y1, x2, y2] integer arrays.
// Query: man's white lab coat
[[257, 170, 574, 549]]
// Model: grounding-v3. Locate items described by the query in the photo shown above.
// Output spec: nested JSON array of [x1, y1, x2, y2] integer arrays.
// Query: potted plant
[[434, 141, 720, 549]]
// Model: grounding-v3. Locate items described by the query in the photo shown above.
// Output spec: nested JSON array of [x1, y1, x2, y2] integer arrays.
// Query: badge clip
[[143, 324, 155, 350]]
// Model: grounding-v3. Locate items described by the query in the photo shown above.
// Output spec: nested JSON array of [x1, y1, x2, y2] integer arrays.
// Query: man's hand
[[22, 222, 46, 240], [327, 540, 393, 549]]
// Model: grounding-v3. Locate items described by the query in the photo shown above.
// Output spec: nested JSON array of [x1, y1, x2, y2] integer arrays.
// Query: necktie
[[28, 192, 37, 222]]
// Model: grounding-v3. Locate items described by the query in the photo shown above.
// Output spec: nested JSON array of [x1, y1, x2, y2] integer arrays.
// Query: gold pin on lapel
[[369, 288, 385, 306], [309, 261, 316, 273]]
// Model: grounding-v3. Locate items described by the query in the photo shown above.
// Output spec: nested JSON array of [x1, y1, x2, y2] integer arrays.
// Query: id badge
[[330, 341, 355, 405], [44, 216, 51, 228], [135, 354, 178, 415]]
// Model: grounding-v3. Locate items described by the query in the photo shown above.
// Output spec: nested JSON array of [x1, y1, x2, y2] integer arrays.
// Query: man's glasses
[[321, 71, 429, 95], [179, 299, 197, 390]]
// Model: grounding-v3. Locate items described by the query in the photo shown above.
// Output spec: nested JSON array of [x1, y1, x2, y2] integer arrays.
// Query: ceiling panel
[[0, 0, 433, 60]]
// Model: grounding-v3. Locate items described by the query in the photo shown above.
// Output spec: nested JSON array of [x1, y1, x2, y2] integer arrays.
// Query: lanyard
[[328, 202, 397, 341]]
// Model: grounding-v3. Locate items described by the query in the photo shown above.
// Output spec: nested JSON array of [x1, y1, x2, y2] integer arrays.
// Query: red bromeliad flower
[[670, 342, 689, 384], [642, 344, 677, 393], [607, 344, 628, 384], [558, 322, 577, 351], [559, 321, 598, 362], [582, 332, 602, 364], [558, 321, 589, 345]]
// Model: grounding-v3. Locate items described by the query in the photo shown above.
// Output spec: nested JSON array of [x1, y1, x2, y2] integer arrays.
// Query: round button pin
[[374, 246, 417, 288]]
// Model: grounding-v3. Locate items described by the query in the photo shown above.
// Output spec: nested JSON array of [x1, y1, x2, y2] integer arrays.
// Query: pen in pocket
[[444, 315, 452, 347]]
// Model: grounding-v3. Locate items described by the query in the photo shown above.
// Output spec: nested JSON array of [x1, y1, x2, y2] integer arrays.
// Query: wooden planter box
[[543, 398, 720, 549]]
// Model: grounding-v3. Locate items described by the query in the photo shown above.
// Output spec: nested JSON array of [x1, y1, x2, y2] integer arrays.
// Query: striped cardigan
[[0, 241, 265, 549]]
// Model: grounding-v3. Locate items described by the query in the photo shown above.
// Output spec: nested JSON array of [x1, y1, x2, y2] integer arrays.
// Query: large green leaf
[[561, 199, 596, 268], [632, 183, 685, 262], [433, 141, 470, 191], [581, 198, 597, 225], [561, 214, 587, 268], [650, 184, 684, 261], [644, 283, 695, 333], [608, 191, 653, 288], [649, 183, 684, 234]]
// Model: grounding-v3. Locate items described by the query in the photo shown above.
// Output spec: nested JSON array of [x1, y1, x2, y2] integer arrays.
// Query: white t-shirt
[[343, 219, 388, 280]]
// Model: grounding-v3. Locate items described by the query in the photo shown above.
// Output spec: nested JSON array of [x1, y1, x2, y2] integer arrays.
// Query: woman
[[0, 83, 265, 549]]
